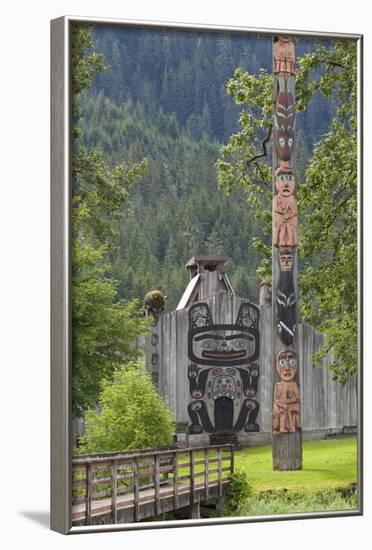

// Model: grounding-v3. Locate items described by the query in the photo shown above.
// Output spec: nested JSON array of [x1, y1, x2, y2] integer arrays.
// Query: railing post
[[189, 449, 195, 506], [154, 454, 161, 516], [204, 447, 209, 501], [111, 459, 117, 524], [85, 462, 93, 526], [173, 450, 179, 509], [230, 444, 234, 474], [218, 447, 222, 497], [133, 457, 140, 521]]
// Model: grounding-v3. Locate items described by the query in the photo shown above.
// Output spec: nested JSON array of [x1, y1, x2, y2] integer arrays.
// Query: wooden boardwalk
[[72, 445, 234, 525]]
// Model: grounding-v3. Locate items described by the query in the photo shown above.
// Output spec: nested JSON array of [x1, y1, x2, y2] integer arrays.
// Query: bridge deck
[[72, 478, 229, 525], [72, 445, 234, 525]]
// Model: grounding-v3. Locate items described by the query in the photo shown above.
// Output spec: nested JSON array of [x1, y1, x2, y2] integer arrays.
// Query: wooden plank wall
[[148, 292, 357, 435]]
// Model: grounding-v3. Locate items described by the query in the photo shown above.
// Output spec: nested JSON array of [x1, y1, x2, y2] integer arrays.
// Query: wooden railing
[[72, 445, 234, 524]]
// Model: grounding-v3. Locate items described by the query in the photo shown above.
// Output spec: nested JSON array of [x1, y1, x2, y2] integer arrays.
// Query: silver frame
[[51, 15, 363, 534]]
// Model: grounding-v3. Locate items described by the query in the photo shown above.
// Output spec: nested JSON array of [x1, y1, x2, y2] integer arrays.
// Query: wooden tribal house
[[146, 256, 261, 447], [177, 256, 260, 445], [143, 253, 357, 451]]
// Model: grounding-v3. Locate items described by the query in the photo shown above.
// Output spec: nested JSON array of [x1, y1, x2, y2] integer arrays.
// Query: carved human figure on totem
[[277, 247, 296, 345], [274, 37, 295, 77], [273, 350, 301, 433], [273, 166, 298, 248]]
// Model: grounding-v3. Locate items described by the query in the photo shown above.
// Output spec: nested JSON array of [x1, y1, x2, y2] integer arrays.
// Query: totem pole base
[[272, 432, 302, 470]]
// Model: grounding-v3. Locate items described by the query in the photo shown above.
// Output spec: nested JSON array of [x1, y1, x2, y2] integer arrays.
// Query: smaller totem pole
[[144, 290, 167, 388], [272, 36, 302, 470]]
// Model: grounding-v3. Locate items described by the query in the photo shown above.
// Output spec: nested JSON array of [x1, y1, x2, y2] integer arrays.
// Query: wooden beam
[[154, 454, 161, 516], [133, 458, 140, 521], [204, 448, 209, 501], [217, 447, 223, 497], [85, 463, 93, 526], [111, 460, 117, 523], [173, 451, 179, 509], [189, 449, 195, 506]]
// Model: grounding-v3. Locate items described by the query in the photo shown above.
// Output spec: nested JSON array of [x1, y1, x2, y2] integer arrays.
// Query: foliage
[[297, 42, 357, 382], [72, 244, 150, 415], [78, 362, 175, 453], [71, 25, 149, 416], [223, 470, 253, 513], [77, 94, 263, 308], [71, 25, 105, 97], [144, 290, 167, 311], [92, 28, 274, 142], [228, 487, 357, 517], [71, 25, 105, 140], [216, 41, 358, 381], [216, 68, 274, 280]]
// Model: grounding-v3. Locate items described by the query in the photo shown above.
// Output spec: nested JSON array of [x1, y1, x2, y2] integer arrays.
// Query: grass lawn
[[234, 436, 357, 493]]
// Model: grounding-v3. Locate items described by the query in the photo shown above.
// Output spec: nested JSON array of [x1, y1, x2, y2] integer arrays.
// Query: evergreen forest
[[77, 26, 334, 310]]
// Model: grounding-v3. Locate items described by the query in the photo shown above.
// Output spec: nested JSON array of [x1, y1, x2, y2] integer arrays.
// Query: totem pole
[[272, 36, 302, 470], [144, 290, 167, 389]]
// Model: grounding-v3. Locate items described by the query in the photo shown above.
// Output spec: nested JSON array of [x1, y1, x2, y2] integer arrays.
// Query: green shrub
[[78, 361, 175, 454], [224, 470, 253, 513]]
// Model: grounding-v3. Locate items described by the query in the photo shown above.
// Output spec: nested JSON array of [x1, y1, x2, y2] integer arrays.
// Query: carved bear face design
[[188, 303, 259, 366]]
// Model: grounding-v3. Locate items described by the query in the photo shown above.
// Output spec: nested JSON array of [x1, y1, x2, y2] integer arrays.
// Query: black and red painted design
[[274, 76, 295, 162], [187, 302, 260, 434], [277, 247, 296, 345]]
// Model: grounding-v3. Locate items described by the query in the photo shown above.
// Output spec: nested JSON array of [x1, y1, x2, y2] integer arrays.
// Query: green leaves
[[71, 144, 150, 416], [72, 147, 147, 250], [71, 25, 105, 98], [78, 362, 175, 453], [298, 48, 357, 380], [72, 240, 151, 416], [71, 26, 149, 416], [216, 68, 273, 285]]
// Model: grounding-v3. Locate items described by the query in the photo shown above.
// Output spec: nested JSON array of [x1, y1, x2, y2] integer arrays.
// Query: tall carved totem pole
[[272, 36, 302, 470]]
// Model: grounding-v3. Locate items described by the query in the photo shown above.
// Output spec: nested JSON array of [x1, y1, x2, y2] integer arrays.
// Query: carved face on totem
[[188, 303, 260, 366], [274, 86, 295, 162], [275, 167, 295, 197], [275, 350, 297, 381], [279, 248, 294, 271]]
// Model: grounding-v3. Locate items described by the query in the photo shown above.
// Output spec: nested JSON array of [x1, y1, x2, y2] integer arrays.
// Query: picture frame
[[51, 15, 363, 534]]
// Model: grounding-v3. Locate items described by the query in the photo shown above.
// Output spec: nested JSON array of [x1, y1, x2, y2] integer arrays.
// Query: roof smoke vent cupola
[[177, 255, 234, 310]]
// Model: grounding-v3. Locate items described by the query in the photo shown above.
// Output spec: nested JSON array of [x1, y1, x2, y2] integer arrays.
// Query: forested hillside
[[76, 26, 334, 309]]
